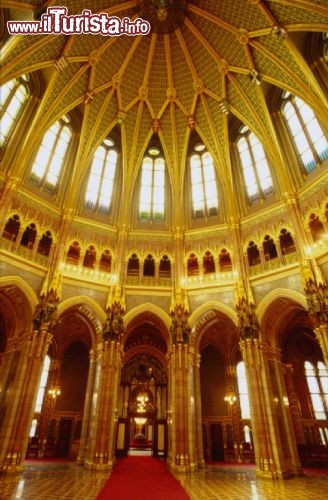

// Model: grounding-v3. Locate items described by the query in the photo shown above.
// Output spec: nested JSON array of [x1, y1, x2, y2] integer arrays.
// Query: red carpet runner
[[96, 456, 190, 499]]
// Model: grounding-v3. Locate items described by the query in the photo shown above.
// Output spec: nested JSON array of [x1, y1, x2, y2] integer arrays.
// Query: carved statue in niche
[[103, 300, 124, 340], [33, 289, 59, 331], [170, 303, 191, 344]]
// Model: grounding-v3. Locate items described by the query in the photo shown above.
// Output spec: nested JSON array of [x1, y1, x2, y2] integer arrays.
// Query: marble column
[[0, 327, 52, 472], [240, 337, 303, 479], [84, 339, 122, 470], [167, 342, 197, 472]]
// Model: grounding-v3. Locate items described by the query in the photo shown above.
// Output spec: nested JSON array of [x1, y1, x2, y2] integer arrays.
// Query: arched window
[[0, 75, 29, 146], [247, 241, 261, 267], [190, 143, 218, 219], [159, 255, 171, 278], [187, 253, 199, 276], [281, 92, 328, 173], [237, 126, 274, 204], [127, 253, 139, 276], [83, 245, 96, 269], [309, 213, 325, 241], [263, 234, 278, 261], [279, 228, 296, 255], [30, 115, 72, 192], [99, 249, 112, 273], [20, 223, 37, 249], [203, 251, 215, 274], [305, 361, 328, 420], [34, 354, 51, 412], [143, 254, 155, 277], [236, 361, 250, 419], [219, 248, 232, 272], [139, 147, 165, 222], [37, 231, 52, 257], [2, 214, 20, 241], [29, 418, 38, 438], [85, 138, 118, 213], [66, 241, 80, 265]]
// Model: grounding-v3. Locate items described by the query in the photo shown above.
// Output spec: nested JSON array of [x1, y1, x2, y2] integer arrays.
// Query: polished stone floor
[[0, 460, 327, 500]]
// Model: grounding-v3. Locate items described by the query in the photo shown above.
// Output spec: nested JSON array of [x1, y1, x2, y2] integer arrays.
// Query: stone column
[[76, 349, 97, 465], [84, 302, 124, 470], [284, 364, 305, 444], [240, 333, 303, 478], [84, 339, 122, 470], [194, 353, 205, 468], [0, 290, 58, 473], [0, 177, 20, 230], [314, 324, 328, 368], [304, 280, 328, 368], [167, 304, 197, 472], [0, 328, 52, 472]]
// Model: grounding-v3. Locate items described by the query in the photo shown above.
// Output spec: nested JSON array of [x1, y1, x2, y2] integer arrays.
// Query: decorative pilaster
[[0, 291, 57, 472], [193, 353, 205, 468], [76, 350, 97, 465], [0, 177, 20, 230], [167, 304, 198, 472], [304, 278, 328, 367], [237, 297, 302, 478], [84, 302, 124, 470]]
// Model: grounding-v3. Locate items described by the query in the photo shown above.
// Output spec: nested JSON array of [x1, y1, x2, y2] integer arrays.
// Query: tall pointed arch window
[[30, 115, 72, 193], [281, 92, 328, 173], [190, 143, 218, 219], [237, 126, 274, 204], [236, 361, 251, 419], [305, 361, 328, 420], [85, 138, 118, 213], [0, 75, 29, 146], [139, 147, 165, 222]]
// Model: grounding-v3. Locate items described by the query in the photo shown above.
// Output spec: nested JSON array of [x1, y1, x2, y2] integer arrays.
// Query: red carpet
[[96, 456, 190, 499]]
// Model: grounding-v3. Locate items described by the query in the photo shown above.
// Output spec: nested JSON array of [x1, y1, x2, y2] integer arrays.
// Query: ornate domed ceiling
[[1, 1, 328, 223]]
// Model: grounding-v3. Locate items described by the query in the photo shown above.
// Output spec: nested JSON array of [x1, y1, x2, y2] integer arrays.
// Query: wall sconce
[[48, 386, 61, 399], [224, 392, 237, 406]]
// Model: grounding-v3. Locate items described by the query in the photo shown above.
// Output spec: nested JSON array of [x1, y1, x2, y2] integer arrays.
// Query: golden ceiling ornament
[[152, 118, 160, 133], [117, 110, 127, 124], [187, 115, 196, 129], [166, 87, 176, 102], [111, 74, 122, 89], [237, 29, 249, 45], [84, 90, 94, 105], [88, 50, 99, 67], [138, 85, 148, 101], [138, 0, 188, 34], [54, 56, 68, 72], [193, 78, 204, 94], [219, 60, 229, 75]]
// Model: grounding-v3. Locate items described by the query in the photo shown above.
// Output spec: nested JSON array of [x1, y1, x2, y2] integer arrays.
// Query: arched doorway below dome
[[116, 354, 168, 458]]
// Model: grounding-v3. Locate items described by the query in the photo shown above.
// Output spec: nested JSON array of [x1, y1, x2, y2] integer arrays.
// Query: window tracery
[[85, 138, 118, 214], [30, 115, 72, 192], [0, 75, 29, 146], [305, 361, 328, 420], [190, 143, 219, 219], [236, 126, 274, 204], [281, 92, 328, 173], [138, 146, 165, 222]]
